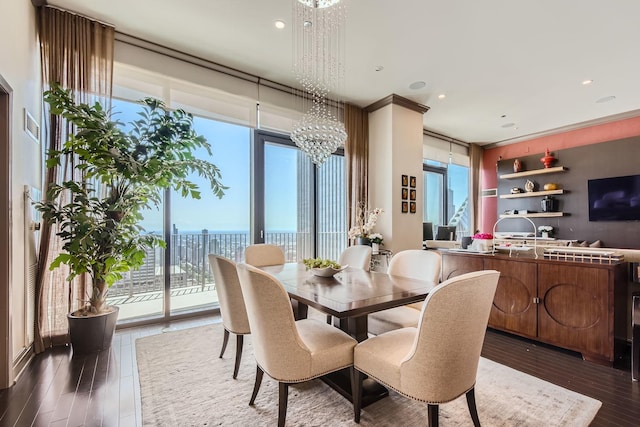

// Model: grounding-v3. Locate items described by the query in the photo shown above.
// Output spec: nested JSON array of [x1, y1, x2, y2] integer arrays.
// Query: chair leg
[[466, 387, 481, 427], [428, 404, 439, 427], [219, 328, 230, 358], [352, 368, 363, 423], [249, 366, 264, 405], [233, 335, 244, 379], [278, 382, 289, 427]]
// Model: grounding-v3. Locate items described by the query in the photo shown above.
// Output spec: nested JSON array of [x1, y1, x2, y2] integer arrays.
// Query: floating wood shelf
[[500, 166, 567, 179], [500, 189, 565, 199], [499, 212, 566, 218]]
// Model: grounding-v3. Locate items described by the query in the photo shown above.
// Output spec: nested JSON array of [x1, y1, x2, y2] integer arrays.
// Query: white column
[[366, 95, 429, 254]]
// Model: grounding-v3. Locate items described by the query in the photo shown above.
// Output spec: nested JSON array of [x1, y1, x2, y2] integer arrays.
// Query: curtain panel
[[344, 104, 368, 244], [35, 6, 114, 353], [469, 143, 484, 235]]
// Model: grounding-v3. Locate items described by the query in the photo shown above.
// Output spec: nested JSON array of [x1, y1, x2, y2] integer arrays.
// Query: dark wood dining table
[[258, 262, 437, 406]]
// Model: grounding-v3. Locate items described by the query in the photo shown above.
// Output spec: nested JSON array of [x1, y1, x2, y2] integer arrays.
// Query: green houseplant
[[35, 84, 226, 352]]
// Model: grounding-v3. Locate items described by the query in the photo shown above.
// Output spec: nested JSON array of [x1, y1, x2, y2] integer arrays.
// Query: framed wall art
[[402, 201, 408, 213], [410, 202, 416, 214], [401, 174, 408, 187], [410, 189, 416, 200], [409, 176, 416, 188], [402, 188, 408, 200]]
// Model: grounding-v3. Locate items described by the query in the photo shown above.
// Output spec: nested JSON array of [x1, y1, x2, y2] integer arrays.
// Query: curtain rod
[[423, 129, 469, 148], [39, 4, 115, 29]]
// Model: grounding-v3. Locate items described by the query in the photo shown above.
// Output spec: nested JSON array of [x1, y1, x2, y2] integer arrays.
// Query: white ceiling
[[48, 0, 640, 146]]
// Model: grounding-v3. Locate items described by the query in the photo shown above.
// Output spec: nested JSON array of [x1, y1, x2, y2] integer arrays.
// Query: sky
[[114, 99, 300, 234]]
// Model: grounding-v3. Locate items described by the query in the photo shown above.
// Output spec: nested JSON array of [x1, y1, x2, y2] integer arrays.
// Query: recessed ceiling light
[[274, 20, 286, 29], [596, 95, 616, 103], [438, 94, 446, 99], [374, 65, 384, 72], [501, 122, 515, 128], [582, 79, 594, 85], [409, 81, 426, 90]]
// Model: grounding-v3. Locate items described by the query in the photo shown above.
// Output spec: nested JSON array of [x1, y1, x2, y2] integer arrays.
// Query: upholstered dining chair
[[244, 243, 285, 267], [244, 243, 304, 319], [322, 244, 374, 324], [367, 250, 442, 335], [353, 270, 500, 426], [339, 245, 373, 271], [236, 263, 358, 427], [208, 254, 250, 379]]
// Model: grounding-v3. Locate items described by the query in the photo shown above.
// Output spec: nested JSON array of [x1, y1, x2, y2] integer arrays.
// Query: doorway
[[0, 74, 12, 389]]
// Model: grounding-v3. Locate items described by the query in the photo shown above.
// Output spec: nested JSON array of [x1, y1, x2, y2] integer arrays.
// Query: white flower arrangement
[[369, 233, 383, 245], [348, 204, 383, 239], [538, 225, 553, 232]]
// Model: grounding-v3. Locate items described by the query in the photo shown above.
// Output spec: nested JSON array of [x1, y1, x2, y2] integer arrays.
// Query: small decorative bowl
[[310, 265, 348, 277]]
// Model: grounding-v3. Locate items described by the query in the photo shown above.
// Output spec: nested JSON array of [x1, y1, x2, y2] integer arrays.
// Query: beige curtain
[[34, 6, 114, 353], [344, 104, 368, 244], [469, 143, 484, 235]]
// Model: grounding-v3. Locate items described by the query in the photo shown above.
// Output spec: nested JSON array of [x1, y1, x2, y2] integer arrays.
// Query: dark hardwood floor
[[0, 316, 638, 426]]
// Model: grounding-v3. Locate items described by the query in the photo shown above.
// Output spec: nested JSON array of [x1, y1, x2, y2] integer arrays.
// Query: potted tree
[[35, 84, 226, 353]]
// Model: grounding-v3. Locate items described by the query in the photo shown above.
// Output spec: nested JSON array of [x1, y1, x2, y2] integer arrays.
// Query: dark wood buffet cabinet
[[441, 251, 628, 365]]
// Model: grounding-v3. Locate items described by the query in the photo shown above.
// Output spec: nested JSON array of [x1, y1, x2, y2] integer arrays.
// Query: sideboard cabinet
[[441, 251, 627, 365]]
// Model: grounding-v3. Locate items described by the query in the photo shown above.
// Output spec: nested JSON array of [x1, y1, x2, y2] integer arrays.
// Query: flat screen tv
[[588, 174, 640, 221]]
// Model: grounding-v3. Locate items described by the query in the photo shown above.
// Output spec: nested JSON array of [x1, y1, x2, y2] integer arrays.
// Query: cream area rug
[[135, 323, 601, 426]]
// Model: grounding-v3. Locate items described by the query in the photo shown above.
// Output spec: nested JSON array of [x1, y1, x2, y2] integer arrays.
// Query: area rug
[[136, 323, 601, 426]]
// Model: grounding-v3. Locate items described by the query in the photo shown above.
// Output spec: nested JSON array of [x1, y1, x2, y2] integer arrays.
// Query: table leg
[[324, 314, 388, 406], [294, 300, 308, 320], [322, 369, 388, 407]]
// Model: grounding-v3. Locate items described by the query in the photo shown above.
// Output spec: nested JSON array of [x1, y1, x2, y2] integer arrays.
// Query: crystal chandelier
[[291, 0, 348, 166]]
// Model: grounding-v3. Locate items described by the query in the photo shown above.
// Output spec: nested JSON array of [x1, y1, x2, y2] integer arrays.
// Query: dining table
[[257, 262, 437, 406]]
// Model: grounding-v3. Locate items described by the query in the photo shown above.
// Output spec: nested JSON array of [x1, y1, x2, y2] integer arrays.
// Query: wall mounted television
[[588, 174, 640, 221]]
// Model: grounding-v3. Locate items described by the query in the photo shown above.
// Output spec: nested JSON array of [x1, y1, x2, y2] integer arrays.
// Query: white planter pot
[[372, 243, 380, 254]]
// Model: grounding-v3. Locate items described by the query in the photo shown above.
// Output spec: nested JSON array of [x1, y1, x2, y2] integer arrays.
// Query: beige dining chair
[[245, 243, 304, 319], [367, 250, 442, 335], [244, 243, 285, 267], [236, 263, 358, 427], [322, 244, 374, 324], [353, 270, 500, 426], [208, 254, 250, 379], [339, 245, 373, 271]]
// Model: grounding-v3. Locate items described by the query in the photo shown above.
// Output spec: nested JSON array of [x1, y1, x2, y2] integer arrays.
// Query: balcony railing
[[108, 230, 346, 301]]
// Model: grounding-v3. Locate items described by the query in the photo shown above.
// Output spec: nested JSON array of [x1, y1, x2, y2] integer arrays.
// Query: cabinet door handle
[[533, 297, 540, 304]]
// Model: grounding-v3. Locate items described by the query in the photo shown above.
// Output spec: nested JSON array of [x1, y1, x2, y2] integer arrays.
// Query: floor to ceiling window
[[107, 100, 347, 324], [423, 160, 470, 239], [255, 131, 346, 263], [168, 116, 251, 316]]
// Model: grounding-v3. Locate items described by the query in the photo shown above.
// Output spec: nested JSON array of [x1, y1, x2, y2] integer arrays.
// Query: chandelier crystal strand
[[292, 0, 347, 166]]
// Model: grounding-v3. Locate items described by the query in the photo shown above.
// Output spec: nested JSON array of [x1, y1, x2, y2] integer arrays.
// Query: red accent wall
[[480, 116, 640, 233]]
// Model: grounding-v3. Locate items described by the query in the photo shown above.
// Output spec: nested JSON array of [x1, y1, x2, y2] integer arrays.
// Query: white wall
[[0, 0, 42, 387]]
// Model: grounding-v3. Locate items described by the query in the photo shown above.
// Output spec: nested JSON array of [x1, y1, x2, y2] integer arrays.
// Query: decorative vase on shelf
[[541, 232, 549, 239], [541, 195, 558, 212], [356, 237, 372, 246], [372, 243, 380, 254], [525, 179, 535, 192], [540, 148, 556, 168], [513, 159, 522, 173]]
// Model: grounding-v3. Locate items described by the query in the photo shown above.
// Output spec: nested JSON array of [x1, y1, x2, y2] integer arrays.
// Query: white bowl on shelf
[[310, 265, 348, 277]]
